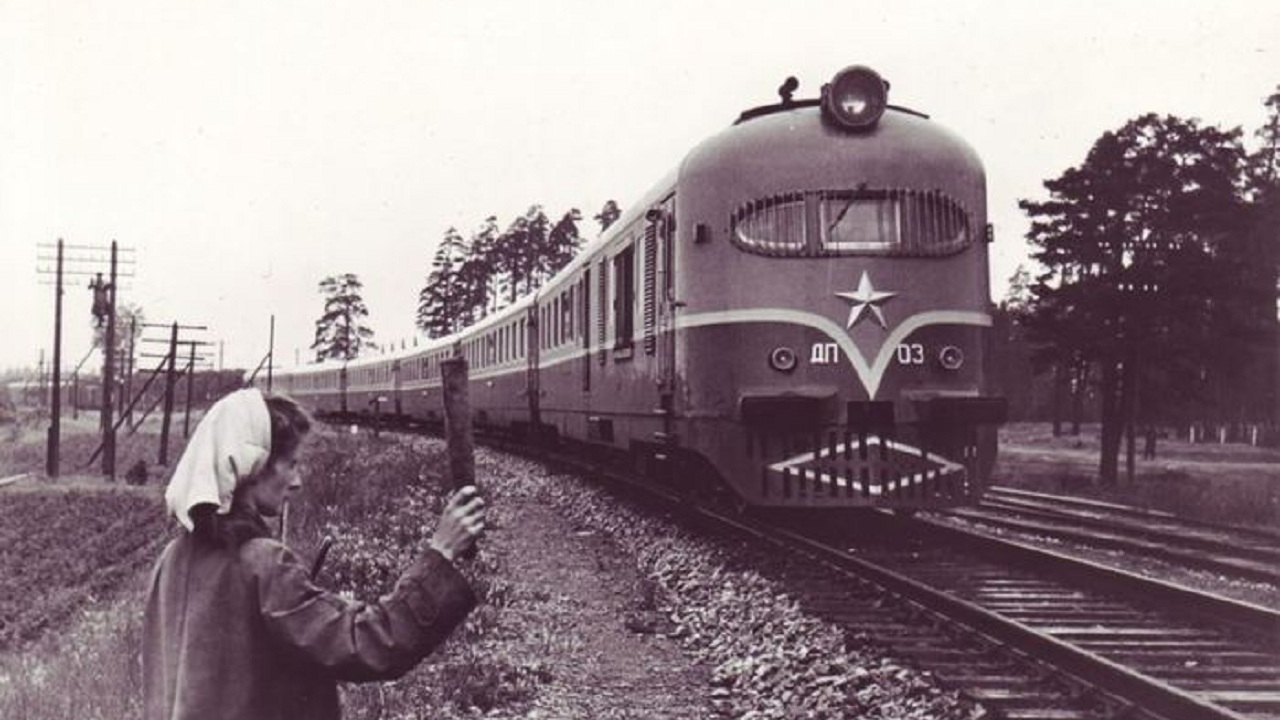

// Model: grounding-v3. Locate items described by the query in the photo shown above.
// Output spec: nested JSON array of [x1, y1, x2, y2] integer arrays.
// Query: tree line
[[311, 200, 622, 360], [995, 87, 1280, 483]]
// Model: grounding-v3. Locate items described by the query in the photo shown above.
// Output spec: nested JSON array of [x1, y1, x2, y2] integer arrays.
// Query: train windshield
[[818, 190, 899, 251], [731, 188, 972, 256]]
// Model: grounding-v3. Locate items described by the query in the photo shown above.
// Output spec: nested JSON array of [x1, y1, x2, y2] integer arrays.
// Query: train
[[267, 65, 1007, 511]]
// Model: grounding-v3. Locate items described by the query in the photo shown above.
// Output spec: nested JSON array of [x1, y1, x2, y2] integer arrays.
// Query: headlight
[[769, 346, 798, 373], [938, 345, 964, 371], [821, 65, 888, 131]]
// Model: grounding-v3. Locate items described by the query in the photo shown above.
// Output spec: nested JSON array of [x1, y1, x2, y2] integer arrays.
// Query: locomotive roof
[[681, 102, 984, 198], [734, 98, 929, 125]]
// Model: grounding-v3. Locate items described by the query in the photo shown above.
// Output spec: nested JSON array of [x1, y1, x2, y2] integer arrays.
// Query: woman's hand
[[428, 486, 486, 562]]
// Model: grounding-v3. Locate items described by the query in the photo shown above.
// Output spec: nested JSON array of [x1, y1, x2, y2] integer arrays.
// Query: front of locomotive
[[674, 66, 1005, 509]]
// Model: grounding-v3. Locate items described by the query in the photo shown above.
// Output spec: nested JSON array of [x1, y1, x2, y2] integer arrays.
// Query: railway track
[[775, 511, 1280, 720], [933, 486, 1280, 585], [344, 423, 1280, 719], [583, 469, 1280, 718], [635, 487, 1280, 718]]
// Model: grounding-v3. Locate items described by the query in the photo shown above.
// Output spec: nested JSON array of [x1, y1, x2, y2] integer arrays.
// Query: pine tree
[[1251, 86, 1280, 196], [1020, 114, 1249, 483], [547, 208, 584, 275], [417, 229, 472, 338], [312, 274, 374, 361]]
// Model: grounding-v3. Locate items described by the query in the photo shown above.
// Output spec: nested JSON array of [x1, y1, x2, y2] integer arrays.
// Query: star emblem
[[836, 271, 897, 329]]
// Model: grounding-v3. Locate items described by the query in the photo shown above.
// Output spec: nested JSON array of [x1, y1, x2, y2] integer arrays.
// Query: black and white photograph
[[1, 1, 1277, 718]]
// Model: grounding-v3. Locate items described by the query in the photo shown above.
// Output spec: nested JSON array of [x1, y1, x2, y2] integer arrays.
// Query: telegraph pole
[[102, 241, 119, 479], [184, 340, 197, 437], [46, 240, 64, 477], [37, 240, 135, 480], [160, 323, 178, 465]]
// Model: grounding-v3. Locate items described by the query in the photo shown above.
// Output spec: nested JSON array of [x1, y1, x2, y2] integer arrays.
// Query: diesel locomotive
[[268, 65, 1006, 510]]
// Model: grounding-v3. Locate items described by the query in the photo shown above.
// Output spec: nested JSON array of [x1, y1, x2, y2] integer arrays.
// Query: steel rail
[[903, 514, 1280, 643], [764, 520, 1256, 720]]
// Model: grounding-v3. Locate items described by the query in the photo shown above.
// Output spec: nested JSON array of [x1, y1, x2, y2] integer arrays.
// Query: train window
[[613, 245, 635, 352], [818, 190, 899, 251], [597, 260, 608, 365], [902, 190, 970, 251], [582, 270, 591, 391], [731, 192, 807, 253], [562, 288, 573, 343], [643, 222, 657, 355], [555, 295, 563, 346], [732, 189, 972, 256]]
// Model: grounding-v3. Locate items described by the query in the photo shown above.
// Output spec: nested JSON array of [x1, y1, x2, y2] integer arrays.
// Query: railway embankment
[[0, 426, 974, 719]]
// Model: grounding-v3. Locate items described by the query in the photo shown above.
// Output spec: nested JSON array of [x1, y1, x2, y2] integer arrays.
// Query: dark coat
[[142, 518, 475, 720]]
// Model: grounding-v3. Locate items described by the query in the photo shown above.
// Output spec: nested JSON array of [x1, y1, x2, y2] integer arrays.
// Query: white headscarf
[[164, 387, 272, 531]]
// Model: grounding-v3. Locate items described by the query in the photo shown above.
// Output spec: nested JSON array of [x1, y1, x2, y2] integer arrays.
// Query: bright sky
[[2, 0, 1276, 374]]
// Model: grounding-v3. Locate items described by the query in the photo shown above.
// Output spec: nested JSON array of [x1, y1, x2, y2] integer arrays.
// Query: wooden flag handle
[[440, 355, 478, 559], [440, 356, 475, 492]]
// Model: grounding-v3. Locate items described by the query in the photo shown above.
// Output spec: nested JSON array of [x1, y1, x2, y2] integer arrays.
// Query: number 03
[[896, 343, 925, 365]]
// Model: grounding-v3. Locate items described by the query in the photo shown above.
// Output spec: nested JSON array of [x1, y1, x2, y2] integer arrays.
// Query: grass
[[993, 422, 1280, 527], [0, 407, 190, 487], [0, 463, 166, 720], [0, 424, 525, 720], [0, 578, 149, 720], [0, 486, 168, 651], [284, 431, 537, 718]]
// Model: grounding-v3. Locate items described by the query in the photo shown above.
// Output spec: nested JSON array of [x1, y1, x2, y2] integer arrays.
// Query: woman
[[143, 388, 485, 720]]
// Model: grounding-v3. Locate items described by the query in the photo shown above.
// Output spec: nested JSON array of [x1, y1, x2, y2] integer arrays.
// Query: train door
[[525, 304, 541, 437], [646, 195, 678, 437], [581, 268, 591, 392], [391, 359, 402, 416]]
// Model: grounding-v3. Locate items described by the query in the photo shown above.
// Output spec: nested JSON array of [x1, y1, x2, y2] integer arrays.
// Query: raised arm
[[241, 538, 476, 682]]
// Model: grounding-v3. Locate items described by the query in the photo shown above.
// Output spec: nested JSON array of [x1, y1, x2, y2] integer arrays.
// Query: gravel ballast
[[478, 446, 980, 720]]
